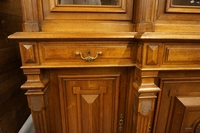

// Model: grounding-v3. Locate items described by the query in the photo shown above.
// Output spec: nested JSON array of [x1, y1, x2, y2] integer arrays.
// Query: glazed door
[[50, 68, 128, 133]]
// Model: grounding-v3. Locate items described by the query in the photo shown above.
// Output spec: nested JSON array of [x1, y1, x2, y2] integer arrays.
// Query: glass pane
[[59, 0, 119, 5], [172, 0, 200, 6]]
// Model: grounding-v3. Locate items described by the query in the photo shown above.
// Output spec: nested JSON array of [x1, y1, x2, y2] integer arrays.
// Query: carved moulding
[[19, 42, 40, 66], [146, 44, 159, 65]]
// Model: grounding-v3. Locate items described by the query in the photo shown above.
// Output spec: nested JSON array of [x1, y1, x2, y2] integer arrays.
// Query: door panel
[[155, 78, 200, 133], [50, 68, 128, 133]]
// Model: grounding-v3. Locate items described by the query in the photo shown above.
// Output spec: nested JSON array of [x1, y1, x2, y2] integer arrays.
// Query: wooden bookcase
[[9, 0, 200, 132]]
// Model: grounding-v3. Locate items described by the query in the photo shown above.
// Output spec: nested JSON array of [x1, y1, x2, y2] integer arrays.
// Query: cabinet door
[[51, 68, 128, 133], [155, 77, 200, 133]]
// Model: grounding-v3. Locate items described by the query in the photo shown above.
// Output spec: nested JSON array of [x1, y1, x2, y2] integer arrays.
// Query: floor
[[18, 115, 35, 133]]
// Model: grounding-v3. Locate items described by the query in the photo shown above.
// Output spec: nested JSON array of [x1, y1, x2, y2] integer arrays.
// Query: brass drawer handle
[[76, 51, 102, 62]]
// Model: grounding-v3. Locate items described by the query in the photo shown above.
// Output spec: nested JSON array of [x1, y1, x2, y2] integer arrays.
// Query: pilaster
[[20, 0, 43, 31], [132, 68, 160, 133], [134, 0, 157, 32], [21, 68, 49, 133]]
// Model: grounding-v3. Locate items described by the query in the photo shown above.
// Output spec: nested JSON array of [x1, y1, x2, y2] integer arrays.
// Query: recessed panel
[[163, 44, 200, 64], [58, 74, 121, 133]]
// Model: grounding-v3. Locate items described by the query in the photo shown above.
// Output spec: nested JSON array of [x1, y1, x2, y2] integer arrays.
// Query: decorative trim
[[21, 44, 36, 63], [20, 42, 39, 66], [146, 44, 159, 65]]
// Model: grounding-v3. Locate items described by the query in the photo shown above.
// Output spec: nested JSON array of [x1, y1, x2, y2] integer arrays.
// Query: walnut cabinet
[[8, 0, 200, 132]]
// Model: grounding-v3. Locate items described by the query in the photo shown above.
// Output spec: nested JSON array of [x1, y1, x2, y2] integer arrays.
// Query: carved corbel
[[21, 68, 49, 133], [132, 68, 160, 133]]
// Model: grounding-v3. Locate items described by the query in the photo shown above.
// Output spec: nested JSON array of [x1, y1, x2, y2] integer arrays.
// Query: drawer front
[[163, 44, 200, 64], [38, 42, 133, 66]]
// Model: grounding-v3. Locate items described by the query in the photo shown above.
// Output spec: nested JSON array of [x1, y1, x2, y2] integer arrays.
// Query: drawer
[[163, 44, 200, 65], [38, 42, 134, 66]]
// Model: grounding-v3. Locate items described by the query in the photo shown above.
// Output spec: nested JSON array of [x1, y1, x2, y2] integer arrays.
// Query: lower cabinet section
[[47, 68, 131, 133], [21, 67, 200, 133]]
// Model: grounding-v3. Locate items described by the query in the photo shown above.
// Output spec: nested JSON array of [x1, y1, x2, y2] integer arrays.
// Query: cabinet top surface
[[8, 32, 200, 41]]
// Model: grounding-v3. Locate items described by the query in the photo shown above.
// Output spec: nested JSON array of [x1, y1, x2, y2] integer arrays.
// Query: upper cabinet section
[[20, 0, 200, 32], [155, 0, 200, 32], [48, 0, 132, 19], [20, 0, 134, 32]]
